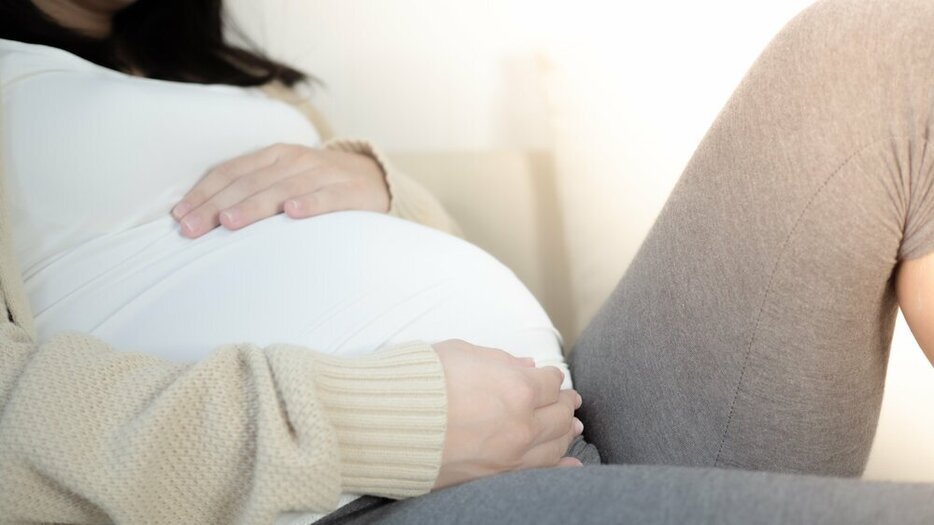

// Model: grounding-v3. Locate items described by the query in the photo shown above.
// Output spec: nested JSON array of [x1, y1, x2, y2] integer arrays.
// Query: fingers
[[172, 144, 288, 220], [176, 166, 328, 237], [171, 144, 392, 238], [173, 163, 293, 237], [529, 390, 581, 447], [556, 457, 584, 468], [173, 145, 323, 237], [218, 170, 331, 230], [519, 418, 583, 469], [433, 337, 584, 489], [525, 366, 566, 407]]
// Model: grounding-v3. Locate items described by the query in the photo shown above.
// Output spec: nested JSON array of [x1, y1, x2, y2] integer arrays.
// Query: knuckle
[[208, 163, 237, 184], [232, 173, 264, 195], [549, 366, 565, 384], [251, 172, 275, 192], [507, 381, 536, 410]]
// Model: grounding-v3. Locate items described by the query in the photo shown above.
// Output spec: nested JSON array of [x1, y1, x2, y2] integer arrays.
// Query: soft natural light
[[227, 0, 934, 482]]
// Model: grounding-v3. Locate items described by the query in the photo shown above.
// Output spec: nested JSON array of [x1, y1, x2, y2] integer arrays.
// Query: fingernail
[[575, 393, 583, 409], [570, 458, 583, 467], [220, 209, 238, 225], [181, 215, 200, 233], [288, 199, 302, 211], [573, 418, 584, 435], [172, 201, 191, 219]]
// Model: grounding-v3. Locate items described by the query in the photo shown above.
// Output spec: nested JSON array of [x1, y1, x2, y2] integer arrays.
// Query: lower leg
[[571, 0, 934, 475]]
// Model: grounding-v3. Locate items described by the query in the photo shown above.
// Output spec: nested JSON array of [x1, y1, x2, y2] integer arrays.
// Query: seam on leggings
[[712, 134, 917, 467]]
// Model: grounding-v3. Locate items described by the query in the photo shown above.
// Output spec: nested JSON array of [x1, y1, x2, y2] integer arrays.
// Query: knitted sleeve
[[0, 320, 446, 524]]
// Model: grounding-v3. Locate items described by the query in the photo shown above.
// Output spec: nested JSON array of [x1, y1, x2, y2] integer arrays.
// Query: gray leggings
[[325, 1, 934, 522]]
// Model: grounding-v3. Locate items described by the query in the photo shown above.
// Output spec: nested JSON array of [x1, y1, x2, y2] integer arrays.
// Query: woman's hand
[[171, 143, 390, 238], [431, 339, 584, 490]]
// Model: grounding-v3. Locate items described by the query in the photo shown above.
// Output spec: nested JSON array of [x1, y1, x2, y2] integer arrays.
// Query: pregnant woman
[[3, 0, 934, 524], [0, 1, 585, 524]]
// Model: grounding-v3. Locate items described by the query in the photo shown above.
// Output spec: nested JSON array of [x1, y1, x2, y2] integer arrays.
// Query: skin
[[432, 340, 583, 489], [29, 0, 583, 492], [31, 0, 135, 37], [896, 253, 934, 367], [171, 142, 392, 239]]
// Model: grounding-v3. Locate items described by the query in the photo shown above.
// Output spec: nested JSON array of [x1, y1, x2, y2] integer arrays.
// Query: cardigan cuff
[[310, 342, 447, 499], [322, 138, 464, 237], [321, 138, 406, 217]]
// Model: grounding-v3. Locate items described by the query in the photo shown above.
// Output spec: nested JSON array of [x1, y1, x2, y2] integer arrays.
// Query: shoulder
[[0, 38, 100, 88]]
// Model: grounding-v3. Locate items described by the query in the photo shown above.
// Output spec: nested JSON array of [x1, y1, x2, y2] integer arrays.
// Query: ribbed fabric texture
[[0, 82, 460, 523], [312, 342, 448, 497], [0, 334, 446, 524]]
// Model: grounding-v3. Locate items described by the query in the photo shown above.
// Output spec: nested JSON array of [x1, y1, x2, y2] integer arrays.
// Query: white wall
[[227, 0, 934, 482], [543, 1, 816, 333], [537, 0, 934, 482], [227, 0, 552, 150]]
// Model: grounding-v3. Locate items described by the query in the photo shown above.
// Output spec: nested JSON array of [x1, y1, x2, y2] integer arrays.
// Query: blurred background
[[225, 0, 934, 482]]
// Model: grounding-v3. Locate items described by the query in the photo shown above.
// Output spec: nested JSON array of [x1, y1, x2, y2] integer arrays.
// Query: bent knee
[[769, 0, 934, 70]]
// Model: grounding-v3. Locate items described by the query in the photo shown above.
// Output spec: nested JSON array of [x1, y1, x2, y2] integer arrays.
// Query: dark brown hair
[[0, 0, 312, 87]]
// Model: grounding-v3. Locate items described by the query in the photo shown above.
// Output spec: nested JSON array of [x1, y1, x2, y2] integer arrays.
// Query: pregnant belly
[[29, 211, 568, 385]]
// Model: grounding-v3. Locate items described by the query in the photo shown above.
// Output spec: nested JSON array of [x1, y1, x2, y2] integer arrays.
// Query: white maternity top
[[0, 38, 568, 524]]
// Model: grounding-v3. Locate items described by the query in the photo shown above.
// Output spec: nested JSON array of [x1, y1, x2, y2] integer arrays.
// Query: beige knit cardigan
[[0, 80, 461, 524]]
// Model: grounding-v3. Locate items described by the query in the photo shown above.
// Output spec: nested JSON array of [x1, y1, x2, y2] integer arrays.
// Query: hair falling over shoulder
[[0, 0, 314, 87]]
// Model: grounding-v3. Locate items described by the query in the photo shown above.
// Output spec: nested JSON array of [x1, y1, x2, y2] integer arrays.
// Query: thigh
[[570, 0, 934, 475], [315, 465, 934, 525]]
